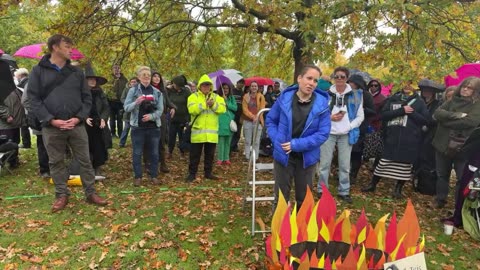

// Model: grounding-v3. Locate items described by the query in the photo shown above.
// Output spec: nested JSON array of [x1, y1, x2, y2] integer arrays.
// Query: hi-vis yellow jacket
[[187, 75, 226, 143]]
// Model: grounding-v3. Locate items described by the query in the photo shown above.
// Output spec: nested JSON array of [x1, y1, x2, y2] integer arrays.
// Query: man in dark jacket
[[27, 34, 108, 212], [110, 64, 128, 137]]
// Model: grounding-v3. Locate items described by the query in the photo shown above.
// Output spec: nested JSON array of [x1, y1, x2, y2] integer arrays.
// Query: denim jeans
[[243, 120, 262, 160], [317, 134, 352, 196], [119, 121, 131, 146], [131, 127, 161, 179]]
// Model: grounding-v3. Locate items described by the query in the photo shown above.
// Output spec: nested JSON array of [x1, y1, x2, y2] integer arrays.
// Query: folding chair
[[0, 149, 16, 175]]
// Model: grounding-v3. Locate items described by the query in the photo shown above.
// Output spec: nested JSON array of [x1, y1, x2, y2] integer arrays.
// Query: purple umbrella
[[208, 69, 243, 90], [14, 43, 85, 60]]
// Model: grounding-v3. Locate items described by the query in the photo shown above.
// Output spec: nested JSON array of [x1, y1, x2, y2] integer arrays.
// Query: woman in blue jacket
[[266, 65, 331, 210]]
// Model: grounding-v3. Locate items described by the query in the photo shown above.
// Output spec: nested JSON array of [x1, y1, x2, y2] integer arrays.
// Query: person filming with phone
[[317, 66, 364, 204]]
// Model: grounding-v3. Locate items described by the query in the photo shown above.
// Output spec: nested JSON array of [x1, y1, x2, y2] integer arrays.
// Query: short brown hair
[[300, 64, 322, 76], [333, 66, 349, 78], [47, 34, 73, 52]]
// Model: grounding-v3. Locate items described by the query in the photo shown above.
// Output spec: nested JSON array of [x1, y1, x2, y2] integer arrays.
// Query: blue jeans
[[317, 134, 352, 196], [119, 121, 131, 146], [131, 127, 160, 178], [243, 121, 262, 160]]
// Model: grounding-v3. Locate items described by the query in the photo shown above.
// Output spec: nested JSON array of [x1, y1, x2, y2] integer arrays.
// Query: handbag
[[229, 120, 238, 132], [445, 132, 467, 158], [183, 115, 200, 144]]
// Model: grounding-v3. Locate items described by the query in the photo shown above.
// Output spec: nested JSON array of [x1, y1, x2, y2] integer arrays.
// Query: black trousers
[[188, 142, 216, 176], [20, 126, 31, 147], [273, 156, 316, 211], [0, 128, 20, 166], [36, 134, 50, 174], [109, 100, 123, 137], [168, 122, 186, 154]]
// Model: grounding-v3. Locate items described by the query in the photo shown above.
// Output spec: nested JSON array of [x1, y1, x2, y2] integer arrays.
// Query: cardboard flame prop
[[265, 185, 425, 269]]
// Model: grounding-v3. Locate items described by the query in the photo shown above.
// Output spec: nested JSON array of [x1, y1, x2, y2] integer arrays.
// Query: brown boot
[[134, 178, 142, 187], [86, 193, 108, 206], [52, 196, 69, 213], [160, 152, 170, 173], [151, 178, 162, 185]]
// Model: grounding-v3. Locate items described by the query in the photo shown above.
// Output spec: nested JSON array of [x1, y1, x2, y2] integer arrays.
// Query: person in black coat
[[85, 66, 110, 176], [362, 82, 429, 198], [347, 74, 375, 183], [415, 79, 444, 195]]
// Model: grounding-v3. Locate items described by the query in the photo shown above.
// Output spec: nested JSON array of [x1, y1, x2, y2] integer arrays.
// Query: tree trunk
[[293, 34, 314, 82]]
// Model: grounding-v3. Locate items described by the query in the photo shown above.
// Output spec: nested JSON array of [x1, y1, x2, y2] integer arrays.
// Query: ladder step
[[255, 163, 274, 171], [245, 196, 275, 202], [249, 181, 275, 185]]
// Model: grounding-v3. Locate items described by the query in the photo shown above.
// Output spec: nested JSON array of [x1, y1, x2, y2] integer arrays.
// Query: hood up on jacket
[[196, 74, 214, 92]]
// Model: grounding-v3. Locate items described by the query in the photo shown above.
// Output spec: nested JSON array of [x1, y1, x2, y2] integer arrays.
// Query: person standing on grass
[[216, 83, 237, 165], [316, 66, 364, 204], [185, 75, 226, 182], [27, 34, 108, 212], [109, 64, 127, 138], [124, 66, 164, 187], [266, 64, 331, 210], [14, 68, 31, 149], [119, 77, 139, 147], [242, 81, 266, 161]]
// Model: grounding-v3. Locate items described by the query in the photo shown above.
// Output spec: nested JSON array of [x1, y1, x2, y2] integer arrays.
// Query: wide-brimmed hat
[[418, 79, 445, 92], [84, 63, 108, 86]]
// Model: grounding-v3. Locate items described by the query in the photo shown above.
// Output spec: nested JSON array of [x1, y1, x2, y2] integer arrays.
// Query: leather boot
[[52, 196, 69, 213], [159, 149, 170, 173], [361, 175, 381, 192], [392, 181, 405, 199]]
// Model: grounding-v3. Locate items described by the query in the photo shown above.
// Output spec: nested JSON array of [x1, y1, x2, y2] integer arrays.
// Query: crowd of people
[[0, 34, 479, 231]]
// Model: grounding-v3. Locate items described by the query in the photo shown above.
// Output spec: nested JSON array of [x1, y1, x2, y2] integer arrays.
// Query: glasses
[[140, 73, 151, 77], [370, 84, 380, 88], [334, 75, 347, 80]]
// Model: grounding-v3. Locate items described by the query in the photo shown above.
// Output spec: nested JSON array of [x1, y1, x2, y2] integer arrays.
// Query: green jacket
[[218, 95, 237, 136], [432, 95, 480, 154], [187, 75, 226, 143], [111, 73, 128, 101]]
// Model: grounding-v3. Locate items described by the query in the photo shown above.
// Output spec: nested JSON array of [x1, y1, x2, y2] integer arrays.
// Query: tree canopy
[[1, 0, 479, 90]]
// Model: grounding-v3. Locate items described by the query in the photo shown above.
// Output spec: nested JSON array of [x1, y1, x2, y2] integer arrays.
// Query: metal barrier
[[242, 108, 275, 235]]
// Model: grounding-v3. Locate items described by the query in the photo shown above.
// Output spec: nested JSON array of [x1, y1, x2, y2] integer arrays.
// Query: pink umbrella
[[444, 63, 480, 87], [0, 48, 3, 55], [381, 83, 394, 96], [14, 43, 85, 60]]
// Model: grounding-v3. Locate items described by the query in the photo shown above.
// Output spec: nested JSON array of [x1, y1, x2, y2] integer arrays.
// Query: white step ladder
[[242, 108, 275, 236]]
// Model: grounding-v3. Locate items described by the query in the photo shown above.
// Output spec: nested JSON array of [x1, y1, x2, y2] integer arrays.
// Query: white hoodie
[[329, 84, 364, 135]]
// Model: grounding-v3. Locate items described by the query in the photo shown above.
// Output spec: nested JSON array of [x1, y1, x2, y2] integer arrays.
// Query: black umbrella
[[0, 59, 16, 104]]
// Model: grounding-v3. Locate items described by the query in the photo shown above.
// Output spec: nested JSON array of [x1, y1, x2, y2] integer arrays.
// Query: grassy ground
[[0, 136, 479, 269]]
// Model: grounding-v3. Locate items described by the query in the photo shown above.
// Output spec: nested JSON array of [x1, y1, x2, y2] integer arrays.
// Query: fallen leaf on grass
[[19, 253, 43, 263]]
